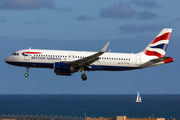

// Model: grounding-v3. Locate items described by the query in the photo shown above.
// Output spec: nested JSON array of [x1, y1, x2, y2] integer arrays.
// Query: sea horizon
[[0, 94, 179, 119]]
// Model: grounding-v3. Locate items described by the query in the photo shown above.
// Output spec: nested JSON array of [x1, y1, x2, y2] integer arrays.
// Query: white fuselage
[[5, 49, 161, 71]]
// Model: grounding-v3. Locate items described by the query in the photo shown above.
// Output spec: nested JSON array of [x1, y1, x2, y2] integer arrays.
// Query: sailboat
[[136, 91, 142, 102]]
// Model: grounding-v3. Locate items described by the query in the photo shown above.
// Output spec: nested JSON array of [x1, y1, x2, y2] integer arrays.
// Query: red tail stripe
[[151, 32, 171, 44], [144, 50, 164, 58]]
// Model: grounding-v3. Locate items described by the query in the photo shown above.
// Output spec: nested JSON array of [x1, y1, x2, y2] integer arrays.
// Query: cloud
[[58, 7, 72, 12], [99, 1, 136, 19], [35, 19, 47, 24], [0, 0, 55, 10], [77, 15, 92, 21], [137, 10, 157, 20], [23, 21, 32, 25], [23, 19, 46, 25], [165, 18, 180, 28], [118, 23, 167, 34], [0, 36, 9, 39], [0, 16, 7, 23], [130, 0, 160, 8], [172, 18, 180, 22]]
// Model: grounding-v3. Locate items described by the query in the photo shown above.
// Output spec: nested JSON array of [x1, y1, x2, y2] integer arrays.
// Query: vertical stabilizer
[[143, 28, 172, 58]]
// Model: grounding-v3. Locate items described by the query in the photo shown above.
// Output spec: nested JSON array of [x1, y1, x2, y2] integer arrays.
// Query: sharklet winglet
[[100, 41, 110, 53]]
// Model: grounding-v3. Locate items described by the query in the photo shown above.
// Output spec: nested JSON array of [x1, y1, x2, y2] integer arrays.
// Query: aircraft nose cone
[[5, 56, 11, 63]]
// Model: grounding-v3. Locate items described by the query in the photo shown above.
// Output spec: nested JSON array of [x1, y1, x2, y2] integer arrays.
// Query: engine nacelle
[[54, 62, 77, 76]]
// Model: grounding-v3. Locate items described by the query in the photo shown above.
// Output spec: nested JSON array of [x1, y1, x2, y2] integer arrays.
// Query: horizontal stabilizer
[[150, 56, 170, 62]]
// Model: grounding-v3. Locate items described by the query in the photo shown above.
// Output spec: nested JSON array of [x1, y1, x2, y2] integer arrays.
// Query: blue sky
[[0, 0, 179, 94]]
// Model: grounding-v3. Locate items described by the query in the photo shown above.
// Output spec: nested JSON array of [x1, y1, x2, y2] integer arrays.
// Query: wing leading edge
[[71, 41, 110, 68]]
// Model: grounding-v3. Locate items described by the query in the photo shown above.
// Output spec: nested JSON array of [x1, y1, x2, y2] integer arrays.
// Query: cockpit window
[[11, 53, 19, 56]]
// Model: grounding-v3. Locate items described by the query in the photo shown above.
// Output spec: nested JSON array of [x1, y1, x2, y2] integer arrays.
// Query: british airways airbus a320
[[5, 28, 174, 81]]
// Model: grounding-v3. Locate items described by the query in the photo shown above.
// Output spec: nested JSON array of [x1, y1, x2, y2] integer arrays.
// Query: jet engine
[[54, 62, 78, 76]]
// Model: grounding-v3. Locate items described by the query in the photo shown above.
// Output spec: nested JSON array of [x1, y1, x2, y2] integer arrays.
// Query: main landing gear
[[81, 74, 87, 81], [25, 67, 29, 77], [80, 67, 87, 81]]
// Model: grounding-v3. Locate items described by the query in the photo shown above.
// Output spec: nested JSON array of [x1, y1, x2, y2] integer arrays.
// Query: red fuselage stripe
[[22, 52, 42, 54]]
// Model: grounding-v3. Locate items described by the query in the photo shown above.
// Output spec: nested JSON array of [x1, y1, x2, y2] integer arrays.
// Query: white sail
[[136, 91, 142, 102]]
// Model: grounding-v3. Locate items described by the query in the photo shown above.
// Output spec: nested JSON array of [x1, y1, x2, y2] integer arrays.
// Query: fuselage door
[[24, 51, 30, 60], [135, 55, 141, 65]]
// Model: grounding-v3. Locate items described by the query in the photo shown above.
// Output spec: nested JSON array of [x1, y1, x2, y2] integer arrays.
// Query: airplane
[[5, 28, 174, 81]]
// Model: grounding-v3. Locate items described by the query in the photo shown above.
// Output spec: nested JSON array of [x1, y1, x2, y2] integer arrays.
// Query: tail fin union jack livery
[[5, 28, 174, 81]]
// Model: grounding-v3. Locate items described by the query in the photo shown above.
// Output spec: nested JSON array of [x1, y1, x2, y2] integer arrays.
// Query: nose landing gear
[[25, 67, 29, 77]]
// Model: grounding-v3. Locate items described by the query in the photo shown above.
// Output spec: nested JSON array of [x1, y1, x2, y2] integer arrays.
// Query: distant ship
[[136, 91, 142, 102]]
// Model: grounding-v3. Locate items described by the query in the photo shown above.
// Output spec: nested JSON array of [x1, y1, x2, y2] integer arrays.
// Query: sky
[[0, 0, 180, 94]]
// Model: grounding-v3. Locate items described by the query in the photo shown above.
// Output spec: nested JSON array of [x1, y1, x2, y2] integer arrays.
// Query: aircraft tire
[[25, 73, 29, 77], [81, 74, 87, 81]]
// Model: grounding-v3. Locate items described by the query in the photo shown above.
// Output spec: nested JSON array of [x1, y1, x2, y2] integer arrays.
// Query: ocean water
[[0, 95, 179, 119]]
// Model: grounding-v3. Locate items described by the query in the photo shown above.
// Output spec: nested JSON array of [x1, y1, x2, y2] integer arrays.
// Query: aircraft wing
[[71, 42, 110, 68]]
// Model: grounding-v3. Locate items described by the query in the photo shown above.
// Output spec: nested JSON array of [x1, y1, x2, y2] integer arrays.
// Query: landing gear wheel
[[25, 73, 29, 77], [81, 74, 87, 81]]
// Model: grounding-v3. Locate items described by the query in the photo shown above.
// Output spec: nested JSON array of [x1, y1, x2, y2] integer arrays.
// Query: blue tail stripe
[[150, 44, 168, 51]]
